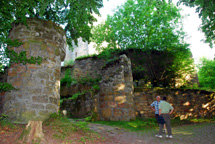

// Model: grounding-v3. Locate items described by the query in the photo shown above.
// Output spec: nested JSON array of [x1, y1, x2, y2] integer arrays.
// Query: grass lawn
[[90, 117, 215, 132], [90, 118, 215, 144]]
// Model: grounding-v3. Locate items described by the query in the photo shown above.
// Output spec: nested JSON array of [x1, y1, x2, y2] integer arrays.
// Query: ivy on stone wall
[[60, 70, 100, 103], [6, 49, 43, 65], [0, 40, 43, 92], [0, 82, 17, 92], [0, 0, 103, 92]]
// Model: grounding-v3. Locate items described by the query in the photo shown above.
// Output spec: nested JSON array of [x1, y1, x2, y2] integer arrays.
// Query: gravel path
[[88, 122, 215, 144]]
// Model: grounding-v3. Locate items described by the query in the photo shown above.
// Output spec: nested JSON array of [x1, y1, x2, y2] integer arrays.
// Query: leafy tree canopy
[[91, 0, 195, 87], [197, 58, 215, 89], [0, 0, 103, 49], [177, 0, 215, 48], [92, 0, 187, 52], [0, 0, 103, 91]]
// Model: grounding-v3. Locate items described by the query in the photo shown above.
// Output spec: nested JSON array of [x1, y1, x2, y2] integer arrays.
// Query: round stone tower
[[3, 18, 66, 123]]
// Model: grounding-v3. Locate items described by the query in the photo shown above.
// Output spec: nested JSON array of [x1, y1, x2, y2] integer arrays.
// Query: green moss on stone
[[55, 48, 60, 56], [21, 110, 36, 121], [38, 110, 51, 120]]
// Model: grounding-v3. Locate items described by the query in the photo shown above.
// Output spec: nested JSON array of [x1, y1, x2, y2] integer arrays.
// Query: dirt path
[[88, 122, 215, 144], [0, 121, 214, 144]]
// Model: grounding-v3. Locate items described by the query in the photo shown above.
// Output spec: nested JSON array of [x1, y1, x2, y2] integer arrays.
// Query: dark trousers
[[155, 114, 165, 125], [155, 114, 160, 124], [159, 114, 172, 135]]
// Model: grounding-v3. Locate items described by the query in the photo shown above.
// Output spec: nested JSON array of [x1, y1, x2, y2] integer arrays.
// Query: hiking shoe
[[155, 135, 162, 138], [163, 129, 166, 134], [166, 135, 173, 138]]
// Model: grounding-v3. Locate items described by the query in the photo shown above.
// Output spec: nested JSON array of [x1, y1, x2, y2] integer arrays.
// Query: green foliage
[[61, 68, 101, 103], [178, 0, 215, 48], [6, 49, 43, 65], [133, 66, 146, 74], [197, 58, 215, 89], [0, 82, 17, 92], [0, 114, 14, 128], [91, 84, 100, 91], [78, 77, 101, 85], [0, 113, 9, 121], [91, 0, 195, 87], [63, 59, 74, 66], [61, 69, 77, 87], [84, 111, 98, 122], [91, 22, 119, 52], [61, 68, 101, 87], [0, 0, 103, 92], [96, 48, 121, 60], [92, 0, 186, 51], [68, 91, 85, 100], [0, 0, 103, 49], [75, 54, 97, 60]]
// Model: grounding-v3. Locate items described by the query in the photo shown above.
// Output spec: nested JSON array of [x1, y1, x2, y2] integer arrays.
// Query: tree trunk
[[22, 120, 44, 143]]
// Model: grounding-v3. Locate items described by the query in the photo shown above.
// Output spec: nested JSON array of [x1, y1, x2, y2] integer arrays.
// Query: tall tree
[[0, 0, 103, 84], [0, 0, 103, 49], [92, 0, 195, 87], [177, 0, 215, 48], [92, 0, 186, 52], [198, 58, 215, 89]]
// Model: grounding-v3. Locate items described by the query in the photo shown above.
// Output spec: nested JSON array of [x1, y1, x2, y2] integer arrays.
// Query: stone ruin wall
[[134, 88, 215, 119], [61, 55, 136, 121], [71, 57, 105, 80], [61, 56, 215, 120], [2, 18, 66, 123], [60, 57, 105, 118], [99, 55, 136, 121]]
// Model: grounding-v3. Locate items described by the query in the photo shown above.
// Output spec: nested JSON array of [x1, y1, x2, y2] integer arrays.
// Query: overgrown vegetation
[[197, 58, 215, 90], [178, 0, 215, 48], [0, 114, 15, 129], [0, 82, 17, 92], [90, 0, 196, 88], [61, 69, 77, 87], [63, 59, 74, 66], [60, 68, 100, 106], [0, 0, 103, 92], [75, 54, 97, 60], [78, 47, 196, 88]]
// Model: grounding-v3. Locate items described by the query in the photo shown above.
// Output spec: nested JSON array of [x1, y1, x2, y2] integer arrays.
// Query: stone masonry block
[[107, 102, 117, 108], [101, 108, 112, 119]]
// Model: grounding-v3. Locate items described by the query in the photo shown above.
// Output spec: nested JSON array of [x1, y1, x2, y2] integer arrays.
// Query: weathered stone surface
[[115, 96, 126, 103], [134, 88, 215, 119], [60, 52, 215, 121], [32, 96, 48, 103], [31, 104, 45, 109], [98, 55, 135, 121], [107, 102, 117, 108], [114, 109, 123, 117], [2, 18, 66, 123], [49, 97, 58, 105], [46, 104, 57, 111], [101, 108, 112, 120]]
